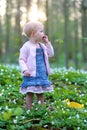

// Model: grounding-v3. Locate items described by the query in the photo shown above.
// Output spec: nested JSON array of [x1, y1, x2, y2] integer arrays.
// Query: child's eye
[[40, 30, 44, 33]]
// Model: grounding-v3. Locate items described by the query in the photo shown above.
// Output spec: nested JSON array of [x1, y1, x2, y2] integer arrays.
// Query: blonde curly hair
[[22, 21, 44, 38]]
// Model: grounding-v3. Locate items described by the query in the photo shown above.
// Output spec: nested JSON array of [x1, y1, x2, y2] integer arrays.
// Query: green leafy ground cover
[[0, 65, 87, 130]]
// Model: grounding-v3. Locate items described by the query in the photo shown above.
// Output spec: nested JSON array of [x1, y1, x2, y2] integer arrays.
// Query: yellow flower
[[66, 99, 84, 109]]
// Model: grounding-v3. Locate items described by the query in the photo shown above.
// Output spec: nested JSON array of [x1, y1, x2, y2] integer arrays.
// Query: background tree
[[73, 0, 79, 69], [5, 0, 11, 62], [63, 0, 70, 68], [15, 0, 22, 47], [81, 0, 87, 63], [26, 0, 31, 22], [0, 14, 3, 59]]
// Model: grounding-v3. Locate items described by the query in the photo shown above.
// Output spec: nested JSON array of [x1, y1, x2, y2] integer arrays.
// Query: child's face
[[34, 26, 45, 42]]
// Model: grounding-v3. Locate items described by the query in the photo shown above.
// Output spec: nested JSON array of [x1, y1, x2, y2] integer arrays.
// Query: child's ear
[[31, 30, 36, 36]]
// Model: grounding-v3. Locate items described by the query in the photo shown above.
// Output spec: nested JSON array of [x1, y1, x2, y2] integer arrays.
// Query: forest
[[0, 1, 87, 130], [0, 0, 87, 69]]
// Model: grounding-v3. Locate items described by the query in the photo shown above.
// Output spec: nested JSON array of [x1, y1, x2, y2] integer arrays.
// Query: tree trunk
[[15, 0, 22, 47], [63, 0, 69, 68], [73, 0, 79, 69], [45, 0, 49, 35], [26, 0, 31, 22], [5, 0, 11, 63], [81, 0, 87, 63], [0, 15, 3, 58]]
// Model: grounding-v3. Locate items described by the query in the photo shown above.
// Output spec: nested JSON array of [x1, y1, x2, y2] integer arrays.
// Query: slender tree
[[26, 0, 31, 22], [15, 0, 22, 47], [5, 0, 11, 63], [81, 0, 87, 63], [63, 0, 70, 68], [73, 0, 79, 69], [0, 15, 3, 57]]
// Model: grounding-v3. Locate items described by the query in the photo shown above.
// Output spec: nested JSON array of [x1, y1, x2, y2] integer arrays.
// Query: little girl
[[19, 21, 54, 110]]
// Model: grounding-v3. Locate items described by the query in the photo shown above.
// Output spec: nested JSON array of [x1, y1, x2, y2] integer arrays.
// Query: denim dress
[[20, 46, 53, 94]]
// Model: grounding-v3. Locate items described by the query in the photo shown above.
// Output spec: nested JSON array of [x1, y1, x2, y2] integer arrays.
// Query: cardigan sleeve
[[45, 42, 54, 57], [19, 45, 29, 73]]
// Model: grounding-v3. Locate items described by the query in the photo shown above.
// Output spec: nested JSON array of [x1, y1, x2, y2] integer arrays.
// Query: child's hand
[[23, 70, 30, 76], [42, 35, 49, 43]]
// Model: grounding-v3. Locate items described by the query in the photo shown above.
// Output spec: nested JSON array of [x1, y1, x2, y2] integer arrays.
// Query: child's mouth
[[42, 36, 46, 39]]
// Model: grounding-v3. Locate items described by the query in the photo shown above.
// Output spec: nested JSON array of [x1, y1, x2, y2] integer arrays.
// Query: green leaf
[[2, 110, 12, 120], [13, 107, 23, 116]]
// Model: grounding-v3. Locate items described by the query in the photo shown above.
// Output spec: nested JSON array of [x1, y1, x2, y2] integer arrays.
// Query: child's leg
[[36, 93, 44, 104], [26, 92, 34, 109]]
